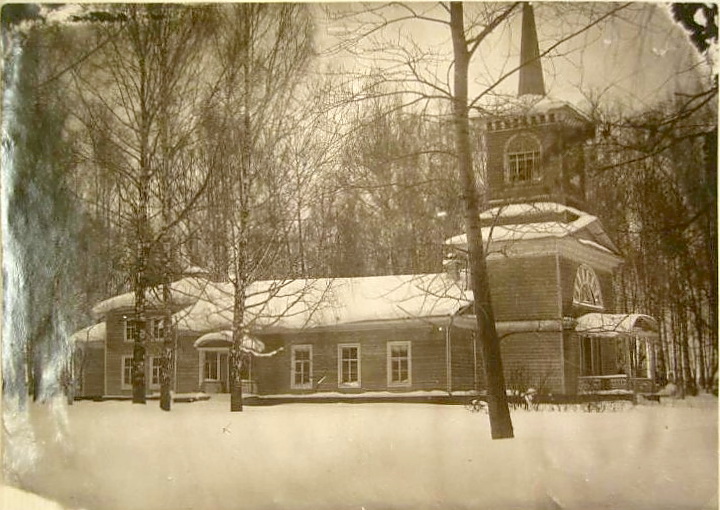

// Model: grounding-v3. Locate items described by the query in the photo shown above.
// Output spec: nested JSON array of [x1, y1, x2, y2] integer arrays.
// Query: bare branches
[[467, 3, 519, 58], [469, 2, 632, 109]]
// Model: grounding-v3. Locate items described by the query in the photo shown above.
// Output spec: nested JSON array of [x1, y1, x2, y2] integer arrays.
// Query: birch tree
[[200, 4, 314, 412], [69, 5, 213, 405], [588, 88, 718, 393]]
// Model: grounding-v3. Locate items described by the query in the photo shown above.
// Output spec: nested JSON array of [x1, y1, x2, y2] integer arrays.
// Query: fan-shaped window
[[573, 264, 603, 308], [505, 134, 541, 184]]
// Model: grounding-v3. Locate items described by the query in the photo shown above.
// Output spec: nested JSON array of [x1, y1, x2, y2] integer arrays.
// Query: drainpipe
[[472, 330, 479, 394], [445, 311, 458, 395]]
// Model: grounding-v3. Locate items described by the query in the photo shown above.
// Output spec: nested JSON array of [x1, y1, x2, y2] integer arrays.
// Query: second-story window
[[505, 134, 541, 184], [573, 264, 604, 309], [152, 318, 165, 341], [124, 318, 136, 343]]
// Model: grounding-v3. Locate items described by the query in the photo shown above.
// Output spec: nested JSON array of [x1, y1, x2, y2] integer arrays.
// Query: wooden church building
[[443, 3, 658, 395], [71, 4, 658, 401]]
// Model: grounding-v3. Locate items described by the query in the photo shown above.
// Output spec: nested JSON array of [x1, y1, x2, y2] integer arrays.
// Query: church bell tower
[[482, 3, 595, 213]]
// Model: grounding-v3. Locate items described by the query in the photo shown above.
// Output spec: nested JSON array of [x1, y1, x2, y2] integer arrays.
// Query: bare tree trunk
[[450, 2, 513, 440], [159, 243, 173, 411], [132, 196, 150, 404], [230, 78, 252, 412], [679, 306, 696, 396], [230, 273, 247, 412]]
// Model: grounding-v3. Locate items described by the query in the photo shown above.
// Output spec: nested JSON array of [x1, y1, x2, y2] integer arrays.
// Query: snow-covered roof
[[445, 202, 618, 253], [92, 276, 212, 317], [479, 202, 585, 221], [175, 273, 470, 334], [70, 322, 106, 344], [193, 330, 265, 352], [525, 96, 592, 123], [503, 95, 592, 123], [182, 265, 210, 276], [575, 313, 659, 338]]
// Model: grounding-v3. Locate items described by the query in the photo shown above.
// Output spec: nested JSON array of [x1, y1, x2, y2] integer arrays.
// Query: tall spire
[[518, 2, 545, 97]]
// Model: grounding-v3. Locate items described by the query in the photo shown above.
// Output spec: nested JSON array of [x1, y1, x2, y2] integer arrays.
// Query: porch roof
[[70, 322, 106, 344], [575, 313, 659, 338], [193, 330, 265, 352]]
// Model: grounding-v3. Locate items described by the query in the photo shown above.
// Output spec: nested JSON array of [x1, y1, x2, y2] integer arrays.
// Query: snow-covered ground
[[3, 395, 717, 510]]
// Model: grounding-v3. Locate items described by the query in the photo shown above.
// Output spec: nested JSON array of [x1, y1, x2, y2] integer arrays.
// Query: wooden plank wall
[[253, 326, 478, 396], [79, 345, 105, 397], [500, 331, 564, 394], [105, 309, 166, 395], [487, 255, 560, 321]]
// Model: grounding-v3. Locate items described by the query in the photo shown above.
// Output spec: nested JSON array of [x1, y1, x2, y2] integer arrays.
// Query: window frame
[[124, 316, 166, 343], [151, 318, 165, 342], [291, 344, 313, 390], [149, 356, 162, 389], [387, 341, 412, 388], [203, 350, 221, 382], [504, 133, 542, 185], [123, 317, 136, 343], [337, 343, 361, 388], [580, 336, 603, 376], [121, 355, 133, 390], [572, 264, 604, 310]]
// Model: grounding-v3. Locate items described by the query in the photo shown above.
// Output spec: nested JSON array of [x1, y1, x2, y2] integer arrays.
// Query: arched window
[[504, 133, 541, 184], [573, 264, 603, 308]]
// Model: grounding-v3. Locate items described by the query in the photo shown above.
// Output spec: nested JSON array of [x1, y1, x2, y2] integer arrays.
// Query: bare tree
[[324, 1, 634, 439], [588, 90, 717, 394], [69, 5, 214, 405], [199, 4, 314, 411]]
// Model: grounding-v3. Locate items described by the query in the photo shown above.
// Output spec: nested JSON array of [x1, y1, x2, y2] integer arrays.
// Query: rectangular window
[[204, 351, 220, 381], [581, 337, 603, 376], [151, 318, 165, 342], [291, 345, 313, 389], [387, 341, 411, 387], [124, 318, 136, 343], [507, 151, 538, 183], [149, 356, 161, 389], [338, 344, 360, 388], [122, 355, 133, 389]]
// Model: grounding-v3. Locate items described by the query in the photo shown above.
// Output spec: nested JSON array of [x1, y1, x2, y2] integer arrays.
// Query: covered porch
[[194, 331, 264, 395], [574, 313, 659, 394]]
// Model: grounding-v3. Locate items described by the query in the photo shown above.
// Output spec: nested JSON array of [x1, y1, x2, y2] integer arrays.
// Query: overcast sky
[[316, 2, 711, 115], [36, 2, 713, 116]]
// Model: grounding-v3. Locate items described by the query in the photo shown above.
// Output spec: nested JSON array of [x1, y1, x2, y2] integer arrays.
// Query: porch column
[[647, 340, 656, 381]]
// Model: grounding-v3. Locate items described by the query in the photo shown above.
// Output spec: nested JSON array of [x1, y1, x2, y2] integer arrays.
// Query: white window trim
[[572, 264, 604, 310], [338, 343, 361, 388], [123, 316, 135, 343], [151, 318, 163, 342], [387, 341, 412, 388], [291, 344, 313, 390], [121, 355, 133, 390], [124, 316, 165, 343], [149, 356, 161, 389], [503, 132, 542, 185], [198, 348, 228, 384], [203, 351, 221, 382]]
